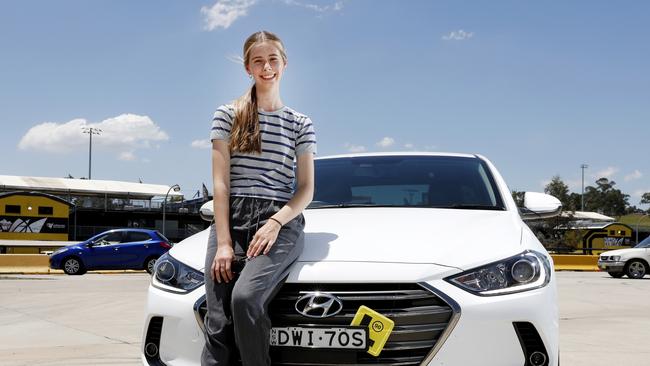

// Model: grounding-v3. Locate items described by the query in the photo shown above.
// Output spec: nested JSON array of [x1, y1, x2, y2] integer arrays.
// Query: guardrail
[[551, 254, 599, 271]]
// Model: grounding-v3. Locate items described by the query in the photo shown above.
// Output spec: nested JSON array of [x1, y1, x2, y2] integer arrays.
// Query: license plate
[[270, 326, 367, 350]]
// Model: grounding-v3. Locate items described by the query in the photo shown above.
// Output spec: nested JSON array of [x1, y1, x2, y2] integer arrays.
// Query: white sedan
[[141, 152, 560, 366], [598, 236, 650, 279]]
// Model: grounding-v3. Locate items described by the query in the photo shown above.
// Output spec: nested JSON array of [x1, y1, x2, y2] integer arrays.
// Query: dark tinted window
[[126, 232, 152, 242], [311, 156, 504, 209], [5, 205, 20, 214], [38, 206, 54, 215], [156, 231, 171, 243]]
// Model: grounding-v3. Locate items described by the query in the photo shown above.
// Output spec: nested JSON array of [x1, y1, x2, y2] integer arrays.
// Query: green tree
[[511, 190, 525, 206], [583, 178, 629, 216], [641, 192, 650, 205], [544, 176, 570, 208], [567, 192, 582, 212]]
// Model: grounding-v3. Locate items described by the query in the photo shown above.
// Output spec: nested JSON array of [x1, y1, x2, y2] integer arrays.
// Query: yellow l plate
[[350, 305, 395, 356]]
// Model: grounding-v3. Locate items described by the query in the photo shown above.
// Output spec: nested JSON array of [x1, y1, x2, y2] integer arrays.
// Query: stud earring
[[248, 74, 253, 79]]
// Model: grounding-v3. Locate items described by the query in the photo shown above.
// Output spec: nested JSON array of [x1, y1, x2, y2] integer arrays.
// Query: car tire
[[145, 256, 158, 275], [608, 272, 624, 278], [62, 257, 85, 275], [625, 260, 647, 279]]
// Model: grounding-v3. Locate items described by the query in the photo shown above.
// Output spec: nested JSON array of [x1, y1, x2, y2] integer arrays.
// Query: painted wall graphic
[[581, 222, 633, 254], [0, 217, 68, 234], [0, 192, 71, 240]]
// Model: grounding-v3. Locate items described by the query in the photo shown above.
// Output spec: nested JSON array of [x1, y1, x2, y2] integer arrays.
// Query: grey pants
[[201, 196, 305, 366]]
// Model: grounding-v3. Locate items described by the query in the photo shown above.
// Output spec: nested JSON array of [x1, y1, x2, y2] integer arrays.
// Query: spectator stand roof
[[0, 175, 184, 200], [559, 211, 616, 230]]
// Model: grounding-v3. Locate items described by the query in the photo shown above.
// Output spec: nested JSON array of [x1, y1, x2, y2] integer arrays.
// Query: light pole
[[635, 213, 649, 244], [82, 127, 102, 179], [580, 163, 589, 211], [162, 184, 181, 236]]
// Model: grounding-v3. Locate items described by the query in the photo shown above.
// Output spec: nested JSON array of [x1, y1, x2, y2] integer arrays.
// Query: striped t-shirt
[[210, 104, 317, 202]]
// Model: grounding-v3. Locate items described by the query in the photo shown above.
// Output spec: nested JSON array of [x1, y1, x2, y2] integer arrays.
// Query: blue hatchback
[[49, 229, 173, 275]]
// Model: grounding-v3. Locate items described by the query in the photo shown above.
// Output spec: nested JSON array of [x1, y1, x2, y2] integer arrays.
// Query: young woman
[[202, 31, 316, 366]]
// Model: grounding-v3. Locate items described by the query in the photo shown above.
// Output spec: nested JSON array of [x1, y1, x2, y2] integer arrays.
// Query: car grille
[[196, 283, 455, 365]]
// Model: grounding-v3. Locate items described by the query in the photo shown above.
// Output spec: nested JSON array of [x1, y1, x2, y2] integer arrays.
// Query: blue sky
[[1, 1, 649, 206]]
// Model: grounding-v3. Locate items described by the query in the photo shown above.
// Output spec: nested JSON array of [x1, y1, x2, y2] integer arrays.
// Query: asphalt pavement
[[0, 272, 648, 366]]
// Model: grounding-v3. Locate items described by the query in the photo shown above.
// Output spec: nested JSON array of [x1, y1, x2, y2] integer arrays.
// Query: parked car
[[50, 228, 172, 275], [142, 153, 561, 366], [598, 236, 650, 279]]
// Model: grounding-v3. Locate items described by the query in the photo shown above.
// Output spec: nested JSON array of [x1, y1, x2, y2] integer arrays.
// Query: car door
[[632, 237, 650, 263], [87, 231, 125, 269], [119, 231, 154, 269]]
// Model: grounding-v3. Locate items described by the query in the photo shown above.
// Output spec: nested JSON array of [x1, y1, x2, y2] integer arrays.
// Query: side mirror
[[200, 200, 214, 222], [520, 192, 562, 220], [86, 241, 95, 247]]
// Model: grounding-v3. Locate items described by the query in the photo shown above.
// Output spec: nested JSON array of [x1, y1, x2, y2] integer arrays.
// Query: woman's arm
[[247, 153, 315, 257], [211, 139, 235, 283], [272, 153, 315, 225]]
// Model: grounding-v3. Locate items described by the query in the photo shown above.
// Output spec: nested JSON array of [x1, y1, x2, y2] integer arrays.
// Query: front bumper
[[49, 255, 61, 269], [142, 284, 206, 366], [597, 260, 625, 272], [141, 261, 558, 366]]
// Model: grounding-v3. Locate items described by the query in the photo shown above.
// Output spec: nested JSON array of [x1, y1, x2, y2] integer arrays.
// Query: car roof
[[104, 228, 158, 234], [315, 151, 479, 161]]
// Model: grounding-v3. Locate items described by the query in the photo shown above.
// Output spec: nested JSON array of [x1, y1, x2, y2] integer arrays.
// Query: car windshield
[[309, 155, 505, 210], [634, 236, 650, 248]]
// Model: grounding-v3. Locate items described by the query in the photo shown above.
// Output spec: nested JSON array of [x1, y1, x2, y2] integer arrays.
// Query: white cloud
[[593, 166, 619, 179], [625, 170, 643, 182], [281, 0, 344, 13], [201, 0, 258, 31], [18, 114, 169, 159], [191, 139, 212, 149], [344, 143, 366, 153], [423, 145, 438, 151], [119, 151, 136, 161], [376, 137, 395, 148], [442, 29, 474, 41], [404, 143, 415, 150], [226, 54, 245, 65]]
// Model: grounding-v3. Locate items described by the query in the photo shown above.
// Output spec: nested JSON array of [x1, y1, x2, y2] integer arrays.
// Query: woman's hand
[[247, 219, 282, 257], [212, 243, 234, 283]]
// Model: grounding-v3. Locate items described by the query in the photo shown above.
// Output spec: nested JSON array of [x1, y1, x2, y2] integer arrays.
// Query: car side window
[[94, 232, 123, 246], [126, 232, 152, 243]]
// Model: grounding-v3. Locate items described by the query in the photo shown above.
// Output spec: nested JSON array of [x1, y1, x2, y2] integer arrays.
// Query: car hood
[[601, 248, 644, 256], [52, 243, 85, 254], [170, 207, 524, 271]]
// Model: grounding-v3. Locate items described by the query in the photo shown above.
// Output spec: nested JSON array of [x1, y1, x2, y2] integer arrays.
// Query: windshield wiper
[[308, 203, 394, 209], [432, 204, 505, 210], [308, 203, 505, 210]]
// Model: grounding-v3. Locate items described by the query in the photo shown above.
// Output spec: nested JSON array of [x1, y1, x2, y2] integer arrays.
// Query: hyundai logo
[[295, 292, 344, 318]]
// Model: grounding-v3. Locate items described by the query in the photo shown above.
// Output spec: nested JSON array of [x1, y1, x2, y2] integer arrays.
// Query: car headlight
[[152, 252, 204, 294], [610, 255, 621, 261], [446, 251, 552, 296]]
